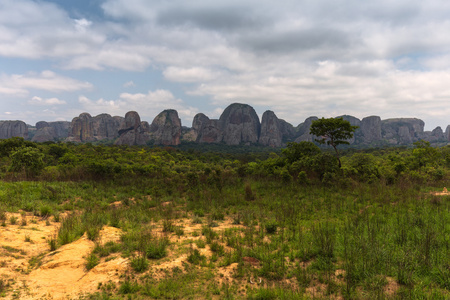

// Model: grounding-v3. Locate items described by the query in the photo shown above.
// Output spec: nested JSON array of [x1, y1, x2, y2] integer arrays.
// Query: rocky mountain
[[32, 121, 70, 142], [115, 111, 151, 146], [259, 111, 295, 147], [295, 117, 318, 143], [359, 116, 382, 144], [149, 109, 182, 146], [67, 113, 124, 142], [219, 103, 261, 145], [191, 113, 223, 143], [446, 125, 450, 142], [2, 103, 449, 147], [381, 118, 425, 144], [190, 103, 261, 145], [0, 121, 28, 139]]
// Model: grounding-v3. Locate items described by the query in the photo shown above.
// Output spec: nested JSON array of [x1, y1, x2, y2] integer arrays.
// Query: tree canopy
[[309, 117, 358, 168]]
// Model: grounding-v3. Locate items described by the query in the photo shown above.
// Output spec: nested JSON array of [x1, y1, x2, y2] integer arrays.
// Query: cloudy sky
[[1, 0, 450, 130]]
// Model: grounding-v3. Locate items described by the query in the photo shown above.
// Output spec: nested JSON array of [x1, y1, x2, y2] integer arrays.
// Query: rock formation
[[259, 110, 295, 147], [0, 121, 28, 139], [338, 115, 361, 144], [32, 121, 70, 142], [418, 126, 446, 143], [295, 117, 318, 142], [219, 103, 261, 145], [381, 118, 424, 145], [259, 111, 283, 147], [115, 111, 151, 146], [2, 103, 449, 147], [446, 125, 450, 142], [149, 109, 182, 146], [360, 116, 382, 144], [68, 113, 124, 142], [190, 113, 223, 143], [195, 115, 223, 143]]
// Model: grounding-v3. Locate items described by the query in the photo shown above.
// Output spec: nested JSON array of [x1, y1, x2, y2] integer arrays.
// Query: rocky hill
[[3, 103, 450, 146]]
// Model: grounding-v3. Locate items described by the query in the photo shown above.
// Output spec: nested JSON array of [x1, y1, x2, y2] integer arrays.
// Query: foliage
[[9, 146, 45, 177], [281, 141, 320, 164], [310, 117, 358, 167]]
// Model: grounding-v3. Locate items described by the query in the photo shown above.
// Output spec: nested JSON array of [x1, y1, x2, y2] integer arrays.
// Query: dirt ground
[[0, 211, 252, 299], [0, 212, 127, 299]]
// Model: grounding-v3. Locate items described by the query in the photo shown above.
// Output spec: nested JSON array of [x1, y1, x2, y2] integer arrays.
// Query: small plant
[[86, 225, 101, 241], [265, 221, 278, 234], [9, 216, 17, 225], [245, 183, 255, 201], [57, 213, 84, 246], [118, 279, 140, 294], [39, 205, 52, 218], [53, 213, 60, 222], [211, 210, 225, 221], [210, 241, 224, 255], [85, 252, 99, 271], [94, 241, 121, 257], [130, 255, 149, 272], [24, 235, 32, 243], [193, 209, 205, 217], [162, 219, 175, 232], [232, 214, 241, 225], [48, 236, 57, 251], [192, 216, 203, 224], [195, 238, 206, 248], [175, 226, 184, 236], [202, 225, 218, 243], [21, 216, 27, 226], [146, 237, 169, 259], [187, 247, 206, 265]]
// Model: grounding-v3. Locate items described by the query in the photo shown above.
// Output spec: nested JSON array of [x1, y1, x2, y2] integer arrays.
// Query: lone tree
[[309, 117, 358, 168]]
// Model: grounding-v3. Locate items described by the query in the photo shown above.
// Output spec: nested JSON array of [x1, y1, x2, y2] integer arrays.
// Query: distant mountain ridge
[[2, 103, 450, 147]]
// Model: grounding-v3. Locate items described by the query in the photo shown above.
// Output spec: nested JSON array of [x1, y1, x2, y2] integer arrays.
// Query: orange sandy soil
[[0, 212, 126, 299]]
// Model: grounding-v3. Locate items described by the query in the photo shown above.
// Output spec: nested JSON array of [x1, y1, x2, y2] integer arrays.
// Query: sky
[[1, 0, 450, 131]]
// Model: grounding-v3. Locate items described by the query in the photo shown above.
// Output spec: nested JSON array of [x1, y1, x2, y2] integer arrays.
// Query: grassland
[[0, 138, 449, 299]]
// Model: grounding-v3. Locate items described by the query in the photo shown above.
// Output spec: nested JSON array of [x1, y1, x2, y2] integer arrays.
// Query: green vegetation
[[310, 117, 359, 168], [0, 137, 449, 299]]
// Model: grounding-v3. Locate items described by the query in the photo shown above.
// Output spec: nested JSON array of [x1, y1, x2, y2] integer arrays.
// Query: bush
[[130, 255, 149, 272], [146, 238, 169, 259], [9, 146, 45, 178], [86, 252, 100, 271]]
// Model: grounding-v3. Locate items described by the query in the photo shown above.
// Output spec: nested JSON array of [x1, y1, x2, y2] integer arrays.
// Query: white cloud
[[123, 81, 136, 87], [1, 0, 450, 130], [0, 71, 93, 94], [163, 67, 220, 82], [29, 96, 66, 105]]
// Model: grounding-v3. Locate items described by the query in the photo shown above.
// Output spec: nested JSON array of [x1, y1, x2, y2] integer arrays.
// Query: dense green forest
[[0, 137, 449, 299]]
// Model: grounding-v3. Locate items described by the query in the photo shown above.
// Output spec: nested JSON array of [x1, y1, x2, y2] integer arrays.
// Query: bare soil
[[0, 212, 125, 299]]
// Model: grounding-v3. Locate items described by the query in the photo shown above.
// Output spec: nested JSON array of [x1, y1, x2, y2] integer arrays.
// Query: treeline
[[1, 137, 449, 188]]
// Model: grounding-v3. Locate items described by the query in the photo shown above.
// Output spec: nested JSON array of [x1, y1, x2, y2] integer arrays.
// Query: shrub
[[85, 252, 99, 271], [146, 238, 169, 259], [9, 146, 45, 178], [265, 222, 278, 234], [187, 248, 206, 265], [130, 255, 149, 272]]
